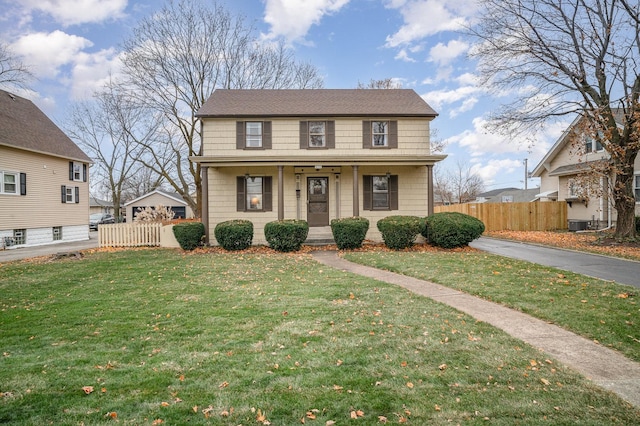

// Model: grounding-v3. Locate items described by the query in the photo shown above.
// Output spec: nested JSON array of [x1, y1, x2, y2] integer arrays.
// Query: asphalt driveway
[[470, 236, 640, 288], [0, 231, 99, 263]]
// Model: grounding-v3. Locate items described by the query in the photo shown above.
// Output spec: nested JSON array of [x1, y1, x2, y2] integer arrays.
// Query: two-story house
[[531, 112, 640, 230], [193, 89, 446, 245], [0, 89, 92, 248]]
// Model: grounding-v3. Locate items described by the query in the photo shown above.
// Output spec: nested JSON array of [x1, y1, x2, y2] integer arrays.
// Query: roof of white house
[[197, 89, 438, 118], [124, 189, 187, 207], [0, 89, 91, 163]]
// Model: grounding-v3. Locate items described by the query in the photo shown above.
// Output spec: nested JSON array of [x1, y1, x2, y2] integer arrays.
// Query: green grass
[[0, 249, 638, 425], [343, 250, 640, 363]]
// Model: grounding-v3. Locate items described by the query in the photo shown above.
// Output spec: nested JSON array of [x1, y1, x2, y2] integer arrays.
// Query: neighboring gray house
[[476, 188, 540, 203], [1, 90, 91, 248], [90, 197, 116, 215]]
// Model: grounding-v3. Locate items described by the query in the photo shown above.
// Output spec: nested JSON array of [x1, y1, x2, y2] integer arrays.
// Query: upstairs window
[[69, 161, 87, 182], [236, 121, 272, 149], [584, 136, 604, 153], [1, 171, 17, 194], [635, 174, 640, 202], [362, 121, 397, 148], [300, 121, 335, 149]]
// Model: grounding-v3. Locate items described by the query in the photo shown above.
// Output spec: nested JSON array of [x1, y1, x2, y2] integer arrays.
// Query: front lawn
[[1, 249, 639, 424]]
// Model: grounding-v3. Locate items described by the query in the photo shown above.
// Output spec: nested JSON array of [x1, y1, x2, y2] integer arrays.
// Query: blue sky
[[0, 0, 569, 190]]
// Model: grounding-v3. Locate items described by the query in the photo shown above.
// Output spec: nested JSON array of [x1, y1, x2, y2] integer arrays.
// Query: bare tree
[[435, 161, 485, 204], [470, 0, 640, 239], [357, 78, 402, 89], [0, 42, 32, 91], [120, 167, 165, 204], [66, 81, 161, 222], [118, 0, 323, 218]]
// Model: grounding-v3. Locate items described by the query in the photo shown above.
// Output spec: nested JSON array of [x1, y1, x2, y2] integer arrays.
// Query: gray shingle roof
[[197, 89, 438, 118], [0, 89, 91, 162]]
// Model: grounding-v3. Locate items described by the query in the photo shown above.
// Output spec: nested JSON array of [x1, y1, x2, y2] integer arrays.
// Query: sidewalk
[[311, 250, 640, 409], [0, 232, 99, 263]]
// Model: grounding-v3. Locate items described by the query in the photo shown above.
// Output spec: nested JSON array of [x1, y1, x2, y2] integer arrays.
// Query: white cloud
[[384, 0, 475, 48], [10, 30, 93, 78], [19, 0, 127, 26], [428, 39, 469, 66], [262, 0, 351, 44], [69, 48, 122, 100], [471, 158, 526, 186], [394, 48, 416, 62], [422, 85, 482, 112]]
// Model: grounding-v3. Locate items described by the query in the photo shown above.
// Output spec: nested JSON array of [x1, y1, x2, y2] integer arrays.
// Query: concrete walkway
[[311, 250, 640, 409]]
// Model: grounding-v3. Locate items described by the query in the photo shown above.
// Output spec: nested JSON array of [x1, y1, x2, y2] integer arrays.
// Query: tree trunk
[[612, 171, 638, 240]]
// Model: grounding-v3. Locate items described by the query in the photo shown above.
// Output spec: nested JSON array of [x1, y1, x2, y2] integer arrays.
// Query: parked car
[[90, 213, 115, 230]]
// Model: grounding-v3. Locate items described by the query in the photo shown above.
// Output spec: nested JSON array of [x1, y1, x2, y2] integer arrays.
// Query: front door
[[307, 177, 329, 226]]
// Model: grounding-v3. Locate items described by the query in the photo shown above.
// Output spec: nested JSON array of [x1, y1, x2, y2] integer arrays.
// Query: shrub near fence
[[434, 202, 567, 232], [98, 223, 162, 247]]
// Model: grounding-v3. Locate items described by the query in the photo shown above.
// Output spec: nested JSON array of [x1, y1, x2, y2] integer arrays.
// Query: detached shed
[[124, 190, 192, 222]]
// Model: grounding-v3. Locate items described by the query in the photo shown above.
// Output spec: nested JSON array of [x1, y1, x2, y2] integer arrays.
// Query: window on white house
[[308, 121, 326, 147], [53, 226, 62, 241], [1, 171, 17, 194], [584, 136, 604, 153], [246, 122, 263, 148], [13, 229, 26, 245], [372, 121, 388, 146], [635, 174, 640, 202], [73, 162, 82, 181]]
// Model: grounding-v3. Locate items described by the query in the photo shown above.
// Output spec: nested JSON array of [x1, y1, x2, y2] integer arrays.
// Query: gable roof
[[197, 89, 438, 118], [124, 189, 187, 207], [0, 90, 91, 162]]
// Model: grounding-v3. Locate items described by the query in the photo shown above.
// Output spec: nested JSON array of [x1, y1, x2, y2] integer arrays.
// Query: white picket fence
[[98, 223, 163, 247]]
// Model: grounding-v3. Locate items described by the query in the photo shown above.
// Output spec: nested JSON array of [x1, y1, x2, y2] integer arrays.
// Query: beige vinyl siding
[[206, 165, 429, 245], [203, 118, 433, 158], [0, 146, 89, 230]]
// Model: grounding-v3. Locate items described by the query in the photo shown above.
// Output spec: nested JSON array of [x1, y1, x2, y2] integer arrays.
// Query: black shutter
[[237, 176, 245, 211], [61, 185, 66, 203], [236, 122, 245, 149], [299, 121, 308, 149], [69, 162, 74, 180], [362, 121, 371, 148], [389, 175, 398, 210], [75, 186, 80, 204], [83, 164, 87, 182], [326, 121, 335, 149], [263, 121, 272, 149], [263, 176, 272, 211], [19, 173, 26, 196], [388, 121, 398, 148], [363, 175, 372, 210]]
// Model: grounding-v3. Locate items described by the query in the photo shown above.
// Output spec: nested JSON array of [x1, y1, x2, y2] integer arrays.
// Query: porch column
[[278, 165, 284, 220], [426, 164, 434, 216], [352, 165, 359, 217], [201, 166, 209, 244]]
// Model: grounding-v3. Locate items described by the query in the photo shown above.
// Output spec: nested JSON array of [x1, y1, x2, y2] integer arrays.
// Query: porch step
[[305, 226, 335, 245]]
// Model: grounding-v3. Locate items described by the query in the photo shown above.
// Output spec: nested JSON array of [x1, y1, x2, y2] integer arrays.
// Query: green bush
[[376, 215, 425, 250], [172, 222, 205, 251], [214, 220, 253, 251], [330, 217, 369, 249], [423, 212, 485, 248], [264, 220, 309, 252]]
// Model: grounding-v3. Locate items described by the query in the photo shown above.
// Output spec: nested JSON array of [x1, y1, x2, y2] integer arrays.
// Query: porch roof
[[190, 154, 447, 167]]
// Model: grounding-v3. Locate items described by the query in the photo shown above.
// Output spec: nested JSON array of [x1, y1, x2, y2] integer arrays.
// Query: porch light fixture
[[245, 173, 250, 180], [386, 172, 391, 179], [314, 165, 322, 170]]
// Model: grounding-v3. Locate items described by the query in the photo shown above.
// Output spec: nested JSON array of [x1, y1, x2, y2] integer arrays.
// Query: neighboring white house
[[0, 89, 92, 248], [531, 112, 640, 230], [192, 89, 446, 245]]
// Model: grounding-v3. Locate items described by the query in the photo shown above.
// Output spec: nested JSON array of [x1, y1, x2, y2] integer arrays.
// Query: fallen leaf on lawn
[[82, 386, 94, 395], [617, 293, 630, 299], [336, 359, 343, 366], [306, 411, 316, 419], [219, 381, 229, 388], [151, 420, 163, 425], [541, 378, 551, 386], [161, 401, 170, 407], [104, 412, 117, 419], [406, 382, 414, 388], [401, 361, 408, 367], [326, 421, 336, 426], [439, 363, 447, 371], [435, 404, 441, 411], [378, 415, 388, 423]]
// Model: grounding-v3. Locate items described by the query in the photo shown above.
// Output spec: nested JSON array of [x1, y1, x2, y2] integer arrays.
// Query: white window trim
[[372, 121, 388, 147], [72, 162, 83, 182], [245, 122, 263, 148], [308, 121, 326, 148], [0, 170, 18, 195], [66, 186, 76, 203]]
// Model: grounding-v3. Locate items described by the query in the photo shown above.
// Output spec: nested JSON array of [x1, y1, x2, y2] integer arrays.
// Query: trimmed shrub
[[214, 220, 253, 251], [376, 215, 424, 250], [172, 222, 205, 251], [330, 217, 369, 249], [423, 212, 485, 248], [264, 220, 309, 252]]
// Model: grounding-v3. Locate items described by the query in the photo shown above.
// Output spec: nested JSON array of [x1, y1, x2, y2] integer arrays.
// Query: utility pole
[[523, 158, 528, 190]]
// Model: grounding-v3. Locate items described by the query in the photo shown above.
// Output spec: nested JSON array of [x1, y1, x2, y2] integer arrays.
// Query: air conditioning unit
[[568, 220, 589, 231]]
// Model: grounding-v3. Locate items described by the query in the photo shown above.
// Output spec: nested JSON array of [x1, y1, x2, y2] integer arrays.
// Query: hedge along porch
[[192, 89, 446, 246]]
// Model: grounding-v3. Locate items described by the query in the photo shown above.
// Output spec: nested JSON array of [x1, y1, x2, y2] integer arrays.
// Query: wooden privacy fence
[[98, 223, 162, 247], [434, 202, 568, 232]]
